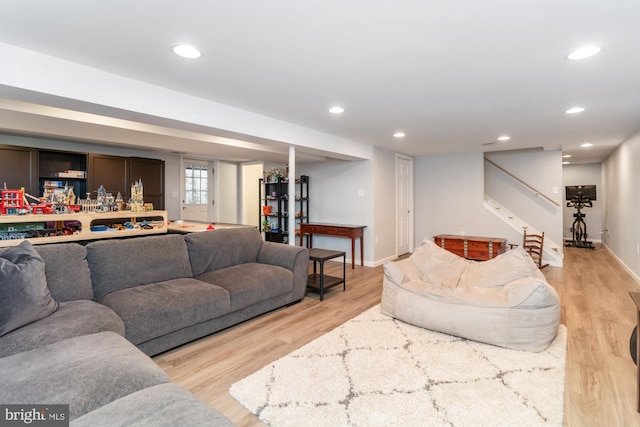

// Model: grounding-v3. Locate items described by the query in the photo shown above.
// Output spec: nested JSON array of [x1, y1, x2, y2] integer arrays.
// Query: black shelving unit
[[259, 175, 309, 243], [38, 149, 88, 201]]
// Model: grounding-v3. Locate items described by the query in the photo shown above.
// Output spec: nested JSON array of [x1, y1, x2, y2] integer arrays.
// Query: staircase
[[484, 196, 563, 267]]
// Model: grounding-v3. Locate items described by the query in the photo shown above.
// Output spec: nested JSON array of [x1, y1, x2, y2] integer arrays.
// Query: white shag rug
[[230, 305, 567, 427]]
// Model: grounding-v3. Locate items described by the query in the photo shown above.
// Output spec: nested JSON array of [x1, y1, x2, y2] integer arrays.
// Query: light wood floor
[[155, 246, 640, 426]]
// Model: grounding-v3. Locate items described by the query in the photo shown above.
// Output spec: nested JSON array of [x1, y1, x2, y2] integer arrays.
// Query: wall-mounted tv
[[565, 185, 596, 201]]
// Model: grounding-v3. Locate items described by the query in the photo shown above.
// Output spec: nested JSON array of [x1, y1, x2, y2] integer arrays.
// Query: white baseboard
[[602, 243, 640, 286], [321, 253, 403, 268], [372, 254, 400, 267]]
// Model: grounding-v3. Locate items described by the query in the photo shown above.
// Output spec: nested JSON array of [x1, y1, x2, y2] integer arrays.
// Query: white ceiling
[[1, 0, 639, 164]]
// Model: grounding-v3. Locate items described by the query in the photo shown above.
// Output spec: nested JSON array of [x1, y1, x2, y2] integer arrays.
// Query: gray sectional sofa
[[0, 227, 309, 425]]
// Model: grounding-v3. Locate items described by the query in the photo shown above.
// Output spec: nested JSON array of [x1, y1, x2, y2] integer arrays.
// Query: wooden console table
[[299, 223, 366, 269], [433, 234, 507, 261]]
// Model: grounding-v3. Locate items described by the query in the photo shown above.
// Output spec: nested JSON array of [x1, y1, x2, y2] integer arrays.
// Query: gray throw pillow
[[0, 241, 59, 336]]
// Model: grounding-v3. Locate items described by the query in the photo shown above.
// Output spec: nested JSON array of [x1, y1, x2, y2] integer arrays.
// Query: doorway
[[181, 158, 213, 222], [396, 155, 414, 255]]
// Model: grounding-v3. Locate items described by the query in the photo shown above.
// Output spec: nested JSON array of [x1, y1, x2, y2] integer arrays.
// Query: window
[[184, 161, 208, 205]]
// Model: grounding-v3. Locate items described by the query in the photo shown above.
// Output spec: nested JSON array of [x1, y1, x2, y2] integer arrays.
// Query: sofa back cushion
[[0, 242, 93, 302], [37, 243, 94, 301], [0, 241, 59, 336], [185, 228, 263, 276], [87, 234, 193, 301]]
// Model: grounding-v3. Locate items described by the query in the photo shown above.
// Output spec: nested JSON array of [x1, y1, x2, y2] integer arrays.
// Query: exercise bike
[[565, 193, 595, 249]]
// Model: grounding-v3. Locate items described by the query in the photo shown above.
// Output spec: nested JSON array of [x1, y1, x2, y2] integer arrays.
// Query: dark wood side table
[[299, 223, 366, 269], [630, 291, 640, 412], [307, 248, 346, 301]]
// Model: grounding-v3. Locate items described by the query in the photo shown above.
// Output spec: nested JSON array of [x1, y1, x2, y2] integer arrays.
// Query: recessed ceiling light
[[329, 106, 344, 114], [581, 142, 594, 148], [567, 46, 601, 60], [393, 132, 405, 138], [497, 136, 511, 142], [173, 44, 202, 59], [563, 161, 571, 165], [562, 154, 572, 158], [566, 107, 585, 114]]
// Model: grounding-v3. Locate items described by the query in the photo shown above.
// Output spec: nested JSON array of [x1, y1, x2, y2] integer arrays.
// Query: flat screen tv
[[565, 185, 596, 201]]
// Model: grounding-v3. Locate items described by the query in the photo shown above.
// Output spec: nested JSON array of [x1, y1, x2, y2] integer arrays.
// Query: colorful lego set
[[0, 179, 151, 217], [0, 180, 161, 244]]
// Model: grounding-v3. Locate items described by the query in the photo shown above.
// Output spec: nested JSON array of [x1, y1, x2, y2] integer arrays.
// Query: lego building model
[[0, 180, 166, 246], [0, 188, 28, 215], [1, 176, 155, 216], [129, 179, 145, 212]]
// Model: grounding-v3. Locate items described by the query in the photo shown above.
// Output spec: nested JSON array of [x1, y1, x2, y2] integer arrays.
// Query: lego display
[[0, 181, 165, 246], [1, 176, 155, 217]]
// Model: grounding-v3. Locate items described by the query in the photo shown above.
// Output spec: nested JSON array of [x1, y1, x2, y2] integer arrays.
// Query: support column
[[288, 146, 296, 245]]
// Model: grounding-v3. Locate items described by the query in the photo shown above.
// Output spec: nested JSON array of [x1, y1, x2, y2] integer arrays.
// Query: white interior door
[[181, 158, 211, 222], [396, 155, 413, 255]]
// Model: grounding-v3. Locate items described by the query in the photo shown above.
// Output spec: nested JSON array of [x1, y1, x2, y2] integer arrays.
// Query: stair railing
[[484, 157, 560, 207]]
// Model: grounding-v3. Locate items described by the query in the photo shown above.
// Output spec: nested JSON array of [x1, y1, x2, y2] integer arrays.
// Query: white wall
[[602, 129, 640, 282], [240, 162, 263, 227], [414, 151, 556, 249], [215, 161, 239, 223], [485, 149, 564, 248], [372, 147, 399, 263], [299, 156, 375, 266], [562, 163, 602, 242]]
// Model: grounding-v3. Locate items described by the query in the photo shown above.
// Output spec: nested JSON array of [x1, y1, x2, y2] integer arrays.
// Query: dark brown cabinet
[[89, 154, 165, 209], [0, 145, 38, 196], [130, 157, 165, 210], [0, 143, 164, 209], [88, 154, 130, 200]]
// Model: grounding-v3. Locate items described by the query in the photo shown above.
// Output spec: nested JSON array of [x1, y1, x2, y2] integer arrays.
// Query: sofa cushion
[[185, 228, 263, 276], [70, 383, 235, 427], [98, 278, 231, 345], [36, 242, 94, 301], [457, 246, 536, 288], [0, 240, 59, 336], [0, 242, 93, 302], [410, 239, 470, 287], [0, 331, 169, 421], [196, 263, 293, 311], [87, 234, 193, 300], [0, 299, 124, 358]]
